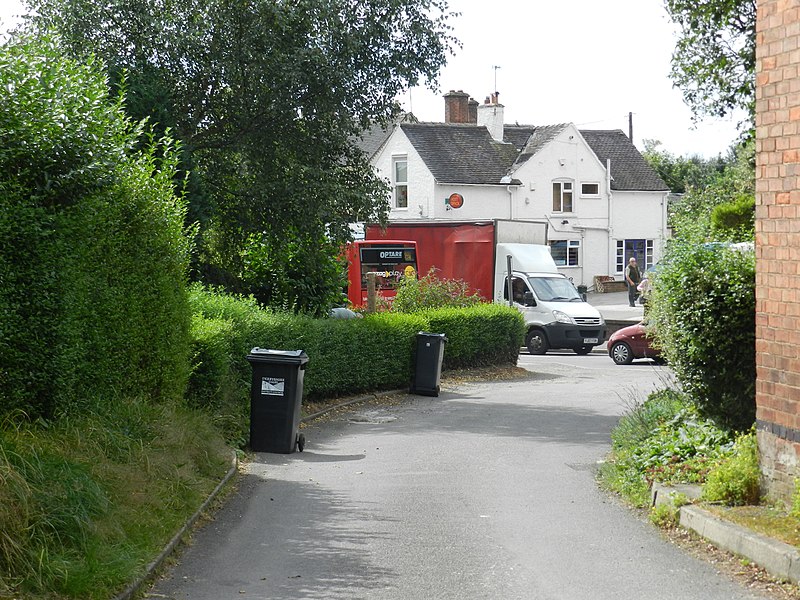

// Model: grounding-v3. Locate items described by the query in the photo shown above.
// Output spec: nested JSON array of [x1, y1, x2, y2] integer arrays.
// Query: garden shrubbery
[[599, 389, 735, 507], [647, 242, 755, 431]]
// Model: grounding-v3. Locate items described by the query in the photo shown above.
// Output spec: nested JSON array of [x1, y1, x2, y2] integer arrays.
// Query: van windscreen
[[528, 276, 581, 302]]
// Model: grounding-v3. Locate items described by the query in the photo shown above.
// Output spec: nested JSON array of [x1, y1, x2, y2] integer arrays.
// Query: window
[[502, 276, 529, 304], [581, 182, 600, 196], [552, 181, 573, 212], [393, 158, 408, 209], [549, 240, 580, 266], [616, 239, 654, 273]]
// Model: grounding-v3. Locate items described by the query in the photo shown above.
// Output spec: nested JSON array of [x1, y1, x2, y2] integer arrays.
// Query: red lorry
[[363, 220, 548, 300]]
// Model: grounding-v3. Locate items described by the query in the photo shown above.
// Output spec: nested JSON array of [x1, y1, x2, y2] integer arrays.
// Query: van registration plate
[[583, 338, 598, 344]]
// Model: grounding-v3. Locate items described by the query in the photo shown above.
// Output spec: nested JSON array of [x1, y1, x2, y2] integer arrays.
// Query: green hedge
[[423, 304, 526, 369], [648, 243, 755, 431], [187, 287, 524, 442], [0, 35, 192, 419]]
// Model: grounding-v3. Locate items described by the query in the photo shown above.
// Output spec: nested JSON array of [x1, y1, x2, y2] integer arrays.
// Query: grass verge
[[0, 399, 232, 599]]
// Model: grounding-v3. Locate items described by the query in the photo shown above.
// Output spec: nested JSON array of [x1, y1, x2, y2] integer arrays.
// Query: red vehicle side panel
[[365, 222, 496, 300]]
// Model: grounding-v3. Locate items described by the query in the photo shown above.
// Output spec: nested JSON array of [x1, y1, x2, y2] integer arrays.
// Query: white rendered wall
[[373, 129, 436, 220], [371, 123, 668, 286]]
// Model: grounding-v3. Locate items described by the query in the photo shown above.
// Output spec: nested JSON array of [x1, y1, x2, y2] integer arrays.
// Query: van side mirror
[[523, 291, 536, 307]]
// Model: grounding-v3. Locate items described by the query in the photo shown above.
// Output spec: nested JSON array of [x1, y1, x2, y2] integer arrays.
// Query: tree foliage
[[22, 0, 458, 314], [666, 139, 755, 243], [642, 139, 727, 195], [665, 0, 756, 124]]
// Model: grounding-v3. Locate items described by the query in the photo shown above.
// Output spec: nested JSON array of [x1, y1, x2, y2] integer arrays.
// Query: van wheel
[[526, 329, 549, 355], [574, 346, 592, 355]]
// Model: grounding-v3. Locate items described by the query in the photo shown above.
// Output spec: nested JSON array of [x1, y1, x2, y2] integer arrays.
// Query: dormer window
[[552, 181, 573, 212], [393, 158, 408, 209]]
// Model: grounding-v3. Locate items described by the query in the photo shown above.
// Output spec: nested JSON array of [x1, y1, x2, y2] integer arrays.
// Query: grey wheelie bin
[[410, 332, 447, 397], [246, 348, 308, 453]]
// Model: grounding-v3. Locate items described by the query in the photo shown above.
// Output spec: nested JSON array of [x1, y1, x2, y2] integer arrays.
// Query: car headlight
[[553, 310, 574, 325]]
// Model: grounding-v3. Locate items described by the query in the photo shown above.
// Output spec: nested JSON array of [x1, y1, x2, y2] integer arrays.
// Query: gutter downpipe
[[606, 159, 614, 276]]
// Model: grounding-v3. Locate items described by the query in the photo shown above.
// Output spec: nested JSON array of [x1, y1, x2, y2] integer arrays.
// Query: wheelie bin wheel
[[296, 433, 306, 452]]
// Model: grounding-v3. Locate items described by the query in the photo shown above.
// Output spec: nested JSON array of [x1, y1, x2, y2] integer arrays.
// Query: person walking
[[624, 257, 641, 307]]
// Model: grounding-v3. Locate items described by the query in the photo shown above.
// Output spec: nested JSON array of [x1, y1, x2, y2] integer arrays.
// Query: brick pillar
[[755, 0, 800, 504]]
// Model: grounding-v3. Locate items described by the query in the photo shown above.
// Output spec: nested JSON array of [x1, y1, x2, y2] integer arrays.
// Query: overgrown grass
[[0, 400, 231, 599]]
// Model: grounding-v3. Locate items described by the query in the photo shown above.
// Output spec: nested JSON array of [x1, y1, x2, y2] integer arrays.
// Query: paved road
[[148, 353, 767, 600]]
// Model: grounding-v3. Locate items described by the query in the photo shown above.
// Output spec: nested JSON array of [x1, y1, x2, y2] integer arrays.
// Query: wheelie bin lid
[[417, 331, 447, 341], [246, 348, 309, 365]]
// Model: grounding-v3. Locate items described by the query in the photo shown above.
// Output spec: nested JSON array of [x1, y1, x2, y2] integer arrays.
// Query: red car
[[608, 322, 661, 365]]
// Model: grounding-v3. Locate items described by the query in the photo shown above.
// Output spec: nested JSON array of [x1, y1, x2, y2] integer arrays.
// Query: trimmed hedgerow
[[423, 304, 526, 369], [187, 287, 523, 443], [0, 34, 192, 419]]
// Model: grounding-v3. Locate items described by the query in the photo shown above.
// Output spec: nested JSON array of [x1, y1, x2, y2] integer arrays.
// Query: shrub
[[711, 194, 755, 240], [187, 287, 523, 444], [391, 269, 482, 313], [600, 388, 735, 507], [647, 242, 755, 431], [702, 431, 760, 506]]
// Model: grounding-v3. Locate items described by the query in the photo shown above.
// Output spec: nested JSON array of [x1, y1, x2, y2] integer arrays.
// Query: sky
[[0, 0, 744, 158]]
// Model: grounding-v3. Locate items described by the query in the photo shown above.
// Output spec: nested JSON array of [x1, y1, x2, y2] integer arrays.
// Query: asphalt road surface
[[148, 352, 769, 600]]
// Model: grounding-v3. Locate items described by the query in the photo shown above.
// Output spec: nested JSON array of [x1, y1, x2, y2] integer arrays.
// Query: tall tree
[[23, 0, 458, 313], [642, 139, 727, 194], [665, 0, 756, 124]]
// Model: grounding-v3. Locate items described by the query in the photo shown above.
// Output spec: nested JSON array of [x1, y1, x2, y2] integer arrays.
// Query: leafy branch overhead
[[665, 0, 756, 124], [22, 0, 460, 314]]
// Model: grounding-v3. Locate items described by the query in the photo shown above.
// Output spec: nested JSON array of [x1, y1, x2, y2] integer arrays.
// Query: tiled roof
[[400, 122, 519, 185], [508, 124, 568, 168], [579, 129, 669, 191], [389, 121, 668, 192], [357, 113, 415, 159]]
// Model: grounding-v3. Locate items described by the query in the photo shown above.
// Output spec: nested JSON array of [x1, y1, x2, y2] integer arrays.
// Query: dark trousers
[[628, 283, 639, 307]]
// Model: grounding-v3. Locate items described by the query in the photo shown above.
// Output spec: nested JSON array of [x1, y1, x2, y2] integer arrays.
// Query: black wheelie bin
[[410, 332, 447, 397], [246, 348, 309, 453]]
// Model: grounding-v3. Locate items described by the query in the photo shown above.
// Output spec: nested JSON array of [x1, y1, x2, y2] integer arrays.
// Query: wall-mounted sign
[[446, 193, 464, 209]]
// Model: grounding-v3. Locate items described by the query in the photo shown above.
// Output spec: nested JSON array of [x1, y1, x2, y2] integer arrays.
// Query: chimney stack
[[444, 90, 470, 124], [468, 98, 479, 124], [478, 91, 504, 141]]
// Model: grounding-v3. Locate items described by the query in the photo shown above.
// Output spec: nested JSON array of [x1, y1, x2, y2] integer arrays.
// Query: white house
[[366, 90, 670, 287]]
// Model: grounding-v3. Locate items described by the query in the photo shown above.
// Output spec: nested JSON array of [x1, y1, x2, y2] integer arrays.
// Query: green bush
[[0, 34, 192, 419], [711, 194, 755, 239], [390, 269, 482, 312], [423, 304, 525, 369], [702, 431, 760, 506], [648, 242, 755, 430], [187, 287, 523, 443], [600, 389, 735, 507]]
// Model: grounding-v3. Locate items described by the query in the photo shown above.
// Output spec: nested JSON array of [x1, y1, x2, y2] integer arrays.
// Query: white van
[[493, 243, 606, 355]]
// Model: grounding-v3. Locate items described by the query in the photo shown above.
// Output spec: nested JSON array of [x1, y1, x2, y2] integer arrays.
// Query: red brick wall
[[756, 0, 800, 503]]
